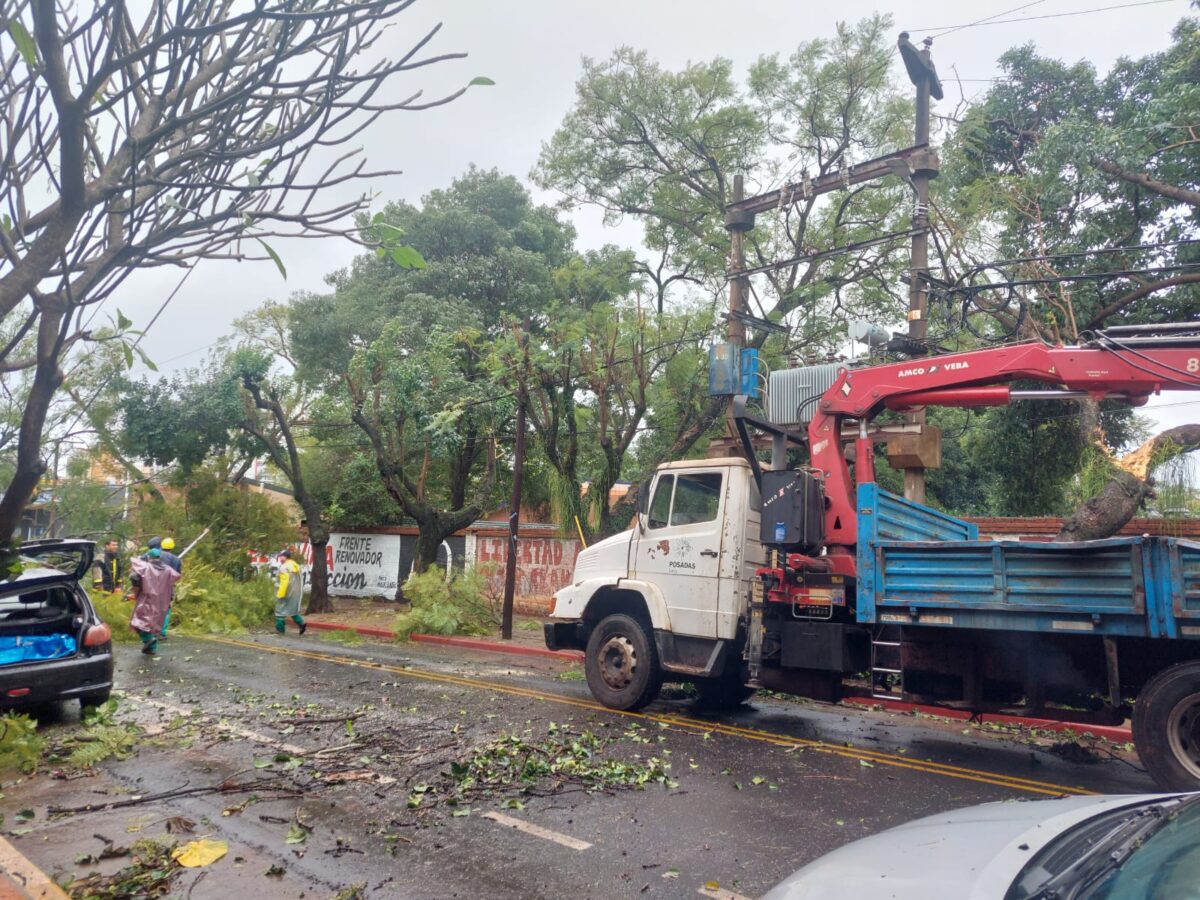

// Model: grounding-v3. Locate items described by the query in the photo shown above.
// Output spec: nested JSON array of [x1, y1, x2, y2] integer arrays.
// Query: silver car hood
[[763, 794, 1172, 900]]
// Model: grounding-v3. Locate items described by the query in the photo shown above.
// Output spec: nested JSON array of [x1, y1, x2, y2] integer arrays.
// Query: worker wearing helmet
[[158, 537, 183, 638], [128, 547, 181, 655], [274, 549, 307, 635]]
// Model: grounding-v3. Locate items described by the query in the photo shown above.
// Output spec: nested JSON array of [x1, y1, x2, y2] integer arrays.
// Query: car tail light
[[6, 688, 30, 698], [83, 623, 112, 647]]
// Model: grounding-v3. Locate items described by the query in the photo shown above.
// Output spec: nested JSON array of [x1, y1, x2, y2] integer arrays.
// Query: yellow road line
[[203, 636, 1094, 798]]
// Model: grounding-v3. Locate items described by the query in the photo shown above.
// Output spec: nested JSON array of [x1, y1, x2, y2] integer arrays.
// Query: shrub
[[0, 712, 43, 774], [170, 562, 275, 634], [132, 470, 297, 578], [393, 568, 498, 641], [90, 562, 276, 638]]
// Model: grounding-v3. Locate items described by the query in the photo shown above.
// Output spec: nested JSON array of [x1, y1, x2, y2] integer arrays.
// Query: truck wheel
[[694, 673, 756, 711], [1133, 661, 1200, 791], [585, 613, 662, 711]]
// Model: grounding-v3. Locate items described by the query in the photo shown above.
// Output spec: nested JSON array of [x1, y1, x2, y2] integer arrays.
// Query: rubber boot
[[138, 630, 158, 655], [160, 608, 172, 640], [293, 614, 306, 635], [275, 617, 286, 635]]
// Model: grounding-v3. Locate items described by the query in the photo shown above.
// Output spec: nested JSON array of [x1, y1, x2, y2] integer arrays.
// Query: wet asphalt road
[[3, 633, 1158, 899]]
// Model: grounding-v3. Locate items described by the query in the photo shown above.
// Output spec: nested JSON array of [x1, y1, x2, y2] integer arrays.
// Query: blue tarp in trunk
[[0, 634, 77, 665]]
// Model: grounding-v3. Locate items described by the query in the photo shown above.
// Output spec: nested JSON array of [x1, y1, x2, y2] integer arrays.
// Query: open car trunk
[[0, 584, 86, 665]]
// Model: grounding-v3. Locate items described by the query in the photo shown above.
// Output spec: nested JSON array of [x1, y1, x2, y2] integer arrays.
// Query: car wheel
[[1133, 660, 1200, 791], [79, 689, 112, 710], [584, 613, 662, 711], [694, 670, 757, 711]]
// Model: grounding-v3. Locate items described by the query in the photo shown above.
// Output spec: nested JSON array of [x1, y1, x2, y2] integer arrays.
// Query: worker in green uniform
[[274, 548, 307, 635]]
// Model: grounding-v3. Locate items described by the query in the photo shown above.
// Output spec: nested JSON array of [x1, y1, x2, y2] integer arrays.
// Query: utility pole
[[727, 174, 748, 349], [501, 317, 530, 640], [898, 32, 943, 504], [725, 175, 750, 438]]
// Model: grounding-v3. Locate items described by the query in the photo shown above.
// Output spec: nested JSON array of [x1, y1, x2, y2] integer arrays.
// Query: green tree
[[41, 452, 129, 541], [292, 170, 572, 570], [134, 470, 296, 579], [939, 19, 1200, 521], [225, 346, 335, 613], [228, 303, 337, 613], [535, 15, 912, 362], [943, 21, 1200, 338]]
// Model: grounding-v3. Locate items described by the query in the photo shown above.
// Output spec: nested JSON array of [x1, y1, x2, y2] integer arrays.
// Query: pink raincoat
[[129, 557, 181, 634]]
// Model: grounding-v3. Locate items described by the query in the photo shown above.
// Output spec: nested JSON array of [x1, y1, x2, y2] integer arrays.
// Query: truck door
[[717, 468, 761, 641], [632, 469, 726, 638]]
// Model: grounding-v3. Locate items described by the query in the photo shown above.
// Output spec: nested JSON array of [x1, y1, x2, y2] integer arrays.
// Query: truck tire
[[695, 670, 757, 711], [1133, 660, 1200, 791], [585, 613, 662, 711]]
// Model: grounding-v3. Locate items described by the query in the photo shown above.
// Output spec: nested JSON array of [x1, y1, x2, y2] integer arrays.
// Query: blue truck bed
[[856, 483, 1200, 640]]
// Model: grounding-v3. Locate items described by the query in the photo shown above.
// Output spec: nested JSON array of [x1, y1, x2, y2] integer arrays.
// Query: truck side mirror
[[636, 479, 651, 516], [636, 479, 651, 533]]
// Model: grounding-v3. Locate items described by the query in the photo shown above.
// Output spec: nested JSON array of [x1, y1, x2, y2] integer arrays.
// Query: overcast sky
[[122, 0, 1197, 429]]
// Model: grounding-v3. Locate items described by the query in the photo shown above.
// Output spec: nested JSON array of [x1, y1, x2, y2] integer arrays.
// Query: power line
[[942, 261, 1200, 294], [909, 0, 1184, 36], [941, 238, 1200, 279], [922, 0, 1049, 39], [61, 263, 200, 437]]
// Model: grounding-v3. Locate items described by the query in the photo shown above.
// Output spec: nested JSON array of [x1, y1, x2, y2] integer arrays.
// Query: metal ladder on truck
[[871, 626, 904, 699]]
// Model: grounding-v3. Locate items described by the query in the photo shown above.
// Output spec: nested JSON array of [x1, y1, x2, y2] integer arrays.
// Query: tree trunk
[[307, 524, 333, 614], [1056, 424, 1200, 541], [414, 526, 446, 575], [0, 310, 67, 545]]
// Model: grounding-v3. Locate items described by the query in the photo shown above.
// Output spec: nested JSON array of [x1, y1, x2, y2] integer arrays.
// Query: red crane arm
[[806, 339, 1200, 560]]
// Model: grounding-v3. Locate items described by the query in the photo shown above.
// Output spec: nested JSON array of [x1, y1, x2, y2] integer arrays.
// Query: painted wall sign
[[327, 532, 402, 597], [474, 536, 581, 597]]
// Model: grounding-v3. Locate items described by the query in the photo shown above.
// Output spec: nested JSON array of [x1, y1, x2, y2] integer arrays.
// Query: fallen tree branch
[[1057, 424, 1200, 541]]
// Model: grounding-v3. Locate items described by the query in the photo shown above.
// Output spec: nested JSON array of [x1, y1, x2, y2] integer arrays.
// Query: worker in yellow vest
[[274, 549, 307, 635]]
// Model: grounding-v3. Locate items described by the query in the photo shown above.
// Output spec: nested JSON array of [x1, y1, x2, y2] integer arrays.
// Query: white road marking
[[698, 887, 756, 900], [482, 811, 592, 851]]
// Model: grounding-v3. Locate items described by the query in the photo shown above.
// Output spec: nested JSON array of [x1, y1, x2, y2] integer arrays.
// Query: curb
[[301, 621, 1130, 738], [411, 633, 584, 662], [0, 834, 69, 899], [303, 620, 585, 662], [843, 696, 1133, 742]]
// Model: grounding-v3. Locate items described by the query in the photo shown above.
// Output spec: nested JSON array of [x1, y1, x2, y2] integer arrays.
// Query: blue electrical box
[[708, 343, 740, 395], [708, 344, 760, 397], [740, 348, 760, 398]]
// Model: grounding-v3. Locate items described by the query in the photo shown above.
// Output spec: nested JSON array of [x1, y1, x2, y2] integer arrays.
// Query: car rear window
[[20, 547, 88, 578]]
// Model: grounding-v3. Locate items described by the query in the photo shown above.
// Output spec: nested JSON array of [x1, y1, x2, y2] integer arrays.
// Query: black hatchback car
[[0, 540, 114, 709]]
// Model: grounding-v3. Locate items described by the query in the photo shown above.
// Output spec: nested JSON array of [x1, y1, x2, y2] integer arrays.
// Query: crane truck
[[543, 323, 1200, 790]]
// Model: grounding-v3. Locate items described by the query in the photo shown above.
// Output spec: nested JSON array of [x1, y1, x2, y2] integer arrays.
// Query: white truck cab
[[544, 458, 764, 709]]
